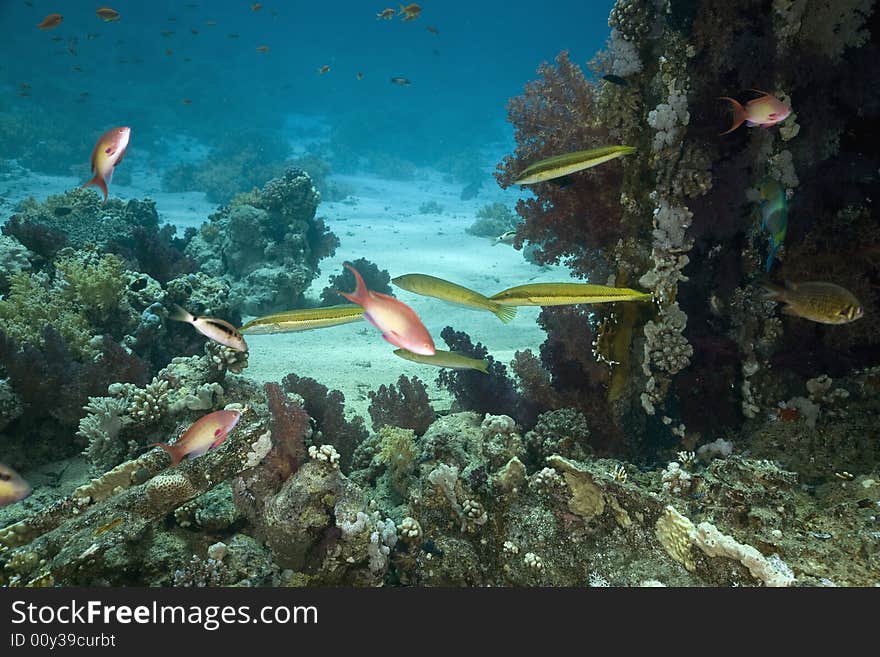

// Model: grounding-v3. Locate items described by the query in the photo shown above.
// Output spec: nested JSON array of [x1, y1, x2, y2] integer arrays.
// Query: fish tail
[[475, 360, 489, 375], [82, 174, 108, 202], [149, 442, 182, 466], [492, 303, 517, 324], [760, 280, 785, 301], [718, 97, 746, 135], [765, 243, 778, 272], [167, 303, 194, 324], [340, 262, 369, 306]]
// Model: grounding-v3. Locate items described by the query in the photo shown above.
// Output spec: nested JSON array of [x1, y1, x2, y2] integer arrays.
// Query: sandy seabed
[[1, 163, 580, 421]]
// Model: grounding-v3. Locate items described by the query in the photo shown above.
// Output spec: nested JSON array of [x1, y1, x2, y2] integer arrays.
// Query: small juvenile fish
[[393, 348, 488, 373], [38, 13, 63, 30], [719, 90, 791, 135], [490, 282, 652, 306], [318, 64, 331, 74], [762, 281, 863, 324], [255, 45, 270, 53], [376, 8, 395, 20], [399, 3, 422, 21], [426, 25, 439, 35], [82, 126, 130, 202], [356, 72, 364, 80], [602, 74, 628, 86], [240, 305, 365, 334], [340, 262, 435, 355], [0, 462, 31, 507], [391, 76, 411, 86], [94, 517, 123, 536], [392, 273, 516, 323], [150, 409, 242, 466], [251, 3, 262, 11], [182, 98, 192, 105], [168, 304, 248, 351], [161, 30, 175, 37], [493, 230, 517, 246], [513, 145, 636, 185], [96, 7, 121, 22], [757, 179, 787, 271]]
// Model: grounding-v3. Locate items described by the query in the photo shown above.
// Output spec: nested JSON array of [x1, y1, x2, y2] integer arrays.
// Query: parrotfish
[[240, 304, 365, 335], [762, 281, 863, 325], [757, 179, 787, 271], [168, 304, 248, 352], [339, 262, 435, 355], [392, 273, 516, 323], [513, 145, 636, 185], [719, 90, 791, 135], [150, 409, 242, 466], [0, 462, 31, 507], [82, 126, 130, 202], [489, 282, 652, 306]]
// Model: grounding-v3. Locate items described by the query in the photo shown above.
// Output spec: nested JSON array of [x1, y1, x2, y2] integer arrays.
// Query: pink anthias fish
[[719, 90, 791, 135], [82, 126, 131, 201], [150, 409, 242, 466], [339, 262, 436, 355], [0, 462, 32, 507]]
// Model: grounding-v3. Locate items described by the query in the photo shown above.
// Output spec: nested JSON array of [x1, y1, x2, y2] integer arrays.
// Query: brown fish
[[38, 13, 63, 30], [169, 304, 248, 351], [96, 7, 121, 22], [318, 64, 331, 74], [377, 8, 395, 20], [256, 45, 270, 53], [251, 2, 262, 11], [762, 281, 864, 325], [390, 76, 411, 86], [399, 3, 421, 21]]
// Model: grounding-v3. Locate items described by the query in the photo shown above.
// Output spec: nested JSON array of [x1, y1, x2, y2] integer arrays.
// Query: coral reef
[[185, 168, 338, 314], [465, 203, 520, 238], [320, 257, 393, 306], [367, 375, 435, 435]]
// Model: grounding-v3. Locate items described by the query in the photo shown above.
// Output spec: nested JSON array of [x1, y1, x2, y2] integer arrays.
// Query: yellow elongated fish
[[392, 273, 517, 323], [490, 282, 652, 306], [513, 145, 636, 185], [240, 305, 365, 335], [393, 348, 489, 373]]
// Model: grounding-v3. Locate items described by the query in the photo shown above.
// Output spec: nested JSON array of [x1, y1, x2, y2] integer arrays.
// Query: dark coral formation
[[320, 257, 393, 306], [367, 375, 436, 435], [185, 168, 339, 314]]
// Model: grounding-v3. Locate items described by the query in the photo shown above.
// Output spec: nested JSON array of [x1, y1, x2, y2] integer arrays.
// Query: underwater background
[[0, 0, 879, 587]]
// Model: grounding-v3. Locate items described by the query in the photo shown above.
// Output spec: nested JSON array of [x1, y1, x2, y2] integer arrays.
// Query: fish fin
[[780, 305, 799, 317], [149, 442, 182, 466], [765, 243, 777, 272], [748, 88, 774, 98], [476, 360, 489, 374], [105, 167, 114, 184], [760, 281, 785, 300], [492, 304, 517, 324], [342, 262, 369, 306], [381, 332, 401, 346], [82, 174, 108, 202], [718, 97, 746, 135], [168, 303, 194, 323]]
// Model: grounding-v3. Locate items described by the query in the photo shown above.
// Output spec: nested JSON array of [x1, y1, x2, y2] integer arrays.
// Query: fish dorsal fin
[[748, 88, 774, 98]]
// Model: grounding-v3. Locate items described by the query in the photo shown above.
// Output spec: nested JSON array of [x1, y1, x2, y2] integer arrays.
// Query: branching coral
[[281, 373, 368, 473], [436, 327, 520, 421], [367, 375, 435, 435], [495, 51, 629, 274]]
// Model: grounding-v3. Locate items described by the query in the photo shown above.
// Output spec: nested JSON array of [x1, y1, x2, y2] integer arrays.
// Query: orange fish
[[256, 45, 270, 53], [82, 126, 130, 202], [719, 90, 792, 135], [339, 262, 435, 355], [0, 462, 31, 507], [150, 409, 242, 466], [251, 2, 262, 10], [376, 8, 395, 19], [318, 64, 331, 74], [96, 7, 120, 22], [398, 3, 421, 21], [38, 13, 63, 30]]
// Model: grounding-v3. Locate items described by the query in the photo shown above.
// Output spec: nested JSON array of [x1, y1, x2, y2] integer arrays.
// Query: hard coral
[[321, 257, 393, 306]]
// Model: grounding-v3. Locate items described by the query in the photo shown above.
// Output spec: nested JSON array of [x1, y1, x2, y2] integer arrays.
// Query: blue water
[[0, 0, 614, 169]]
